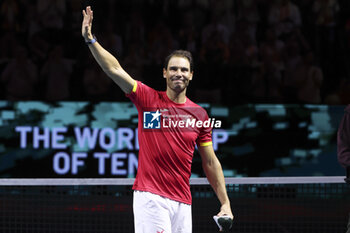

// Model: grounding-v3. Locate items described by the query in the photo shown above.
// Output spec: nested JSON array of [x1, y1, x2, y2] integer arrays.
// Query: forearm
[[87, 42, 122, 74], [82, 6, 134, 93], [203, 157, 230, 206], [87, 42, 133, 93]]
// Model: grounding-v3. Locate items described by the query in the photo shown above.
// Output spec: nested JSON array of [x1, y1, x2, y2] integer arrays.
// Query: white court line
[[0, 176, 345, 186]]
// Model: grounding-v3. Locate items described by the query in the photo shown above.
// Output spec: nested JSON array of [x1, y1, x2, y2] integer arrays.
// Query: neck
[[166, 88, 187, 104]]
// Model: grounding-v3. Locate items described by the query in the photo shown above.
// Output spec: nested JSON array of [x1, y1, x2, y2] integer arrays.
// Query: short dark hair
[[164, 50, 194, 72]]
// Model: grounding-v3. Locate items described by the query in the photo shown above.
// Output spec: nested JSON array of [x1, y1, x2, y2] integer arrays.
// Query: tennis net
[[0, 177, 348, 233]]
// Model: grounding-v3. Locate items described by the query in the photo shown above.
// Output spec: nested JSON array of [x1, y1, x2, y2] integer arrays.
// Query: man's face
[[163, 56, 193, 93]]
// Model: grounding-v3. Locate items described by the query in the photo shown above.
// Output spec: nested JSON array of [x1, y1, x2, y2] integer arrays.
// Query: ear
[[189, 71, 194, 81], [163, 68, 167, 78]]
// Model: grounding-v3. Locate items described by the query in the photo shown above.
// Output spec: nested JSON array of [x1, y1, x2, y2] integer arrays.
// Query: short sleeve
[[126, 81, 158, 109], [196, 110, 213, 147]]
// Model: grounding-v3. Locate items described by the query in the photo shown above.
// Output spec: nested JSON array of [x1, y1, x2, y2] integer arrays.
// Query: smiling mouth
[[172, 80, 186, 87], [171, 76, 187, 82]]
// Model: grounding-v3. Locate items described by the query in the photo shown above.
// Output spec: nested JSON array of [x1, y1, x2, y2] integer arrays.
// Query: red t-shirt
[[127, 81, 212, 204]]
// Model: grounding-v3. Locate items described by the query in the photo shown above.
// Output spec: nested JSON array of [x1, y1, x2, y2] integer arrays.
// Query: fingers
[[218, 203, 233, 219], [82, 6, 93, 18], [87, 6, 93, 17], [82, 6, 93, 39], [217, 212, 234, 219]]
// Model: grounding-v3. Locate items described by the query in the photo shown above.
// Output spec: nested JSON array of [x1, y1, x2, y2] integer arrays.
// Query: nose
[[175, 68, 182, 76]]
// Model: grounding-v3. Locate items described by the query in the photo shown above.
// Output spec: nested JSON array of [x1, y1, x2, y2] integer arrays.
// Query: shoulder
[[136, 81, 154, 91], [126, 81, 163, 106], [132, 81, 161, 96]]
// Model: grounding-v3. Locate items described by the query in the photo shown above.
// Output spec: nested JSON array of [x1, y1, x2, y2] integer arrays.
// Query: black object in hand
[[213, 216, 233, 231]]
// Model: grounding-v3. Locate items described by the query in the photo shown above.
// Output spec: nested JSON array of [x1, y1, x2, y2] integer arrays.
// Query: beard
[[168, 76, 190, 93]]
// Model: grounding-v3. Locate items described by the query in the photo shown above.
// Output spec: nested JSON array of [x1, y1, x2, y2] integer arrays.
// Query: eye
[[181, 68, 189, 72]]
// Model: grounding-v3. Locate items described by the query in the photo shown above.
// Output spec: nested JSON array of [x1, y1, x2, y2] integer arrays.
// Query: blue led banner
[[0, 101, 345, 178]]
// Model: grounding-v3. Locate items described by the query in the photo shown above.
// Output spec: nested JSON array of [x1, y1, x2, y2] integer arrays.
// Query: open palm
[[82, 6, 93, 40]]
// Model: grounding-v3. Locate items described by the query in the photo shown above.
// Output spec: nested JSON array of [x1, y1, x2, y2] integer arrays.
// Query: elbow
[[203, 157, 222, 171], [102, 66, 116, 75], [103, 67, 123, 81], [203, 157, 214, 168]]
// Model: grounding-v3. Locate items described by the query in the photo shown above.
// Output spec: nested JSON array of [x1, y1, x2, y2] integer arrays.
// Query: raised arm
[[82, 6, 134, 94], [198, 145, 234, 220]]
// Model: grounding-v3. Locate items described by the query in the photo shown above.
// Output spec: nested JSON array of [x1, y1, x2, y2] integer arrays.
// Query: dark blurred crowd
[[1, 0, 350, 105]]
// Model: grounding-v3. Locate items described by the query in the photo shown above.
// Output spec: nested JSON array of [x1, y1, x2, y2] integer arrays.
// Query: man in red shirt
[[82, 6, 233, 233]]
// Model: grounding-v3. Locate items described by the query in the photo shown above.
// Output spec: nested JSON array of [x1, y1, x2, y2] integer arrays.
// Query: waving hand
[[82, 6, 93, 41]]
